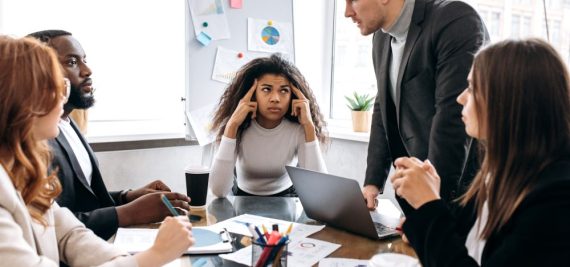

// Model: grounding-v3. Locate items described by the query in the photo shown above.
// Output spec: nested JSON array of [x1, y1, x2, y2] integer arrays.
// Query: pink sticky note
[[230, 0, 242, 9]]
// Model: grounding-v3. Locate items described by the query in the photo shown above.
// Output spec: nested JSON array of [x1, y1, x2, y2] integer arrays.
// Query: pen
[[285, 223, 293, 235], [246, 223, 259, 240], [254, 226, 266, 244], [261, 224, 270, 240], [160, 193, 180, 216]]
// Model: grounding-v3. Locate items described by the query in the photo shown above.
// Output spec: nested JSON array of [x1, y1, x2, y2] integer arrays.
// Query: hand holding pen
[[161, 193, 181, 216], [134, 194, 195, 266]]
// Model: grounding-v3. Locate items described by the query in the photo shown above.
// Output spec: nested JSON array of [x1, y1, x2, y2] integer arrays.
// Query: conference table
[[177, 196, 416, 266]]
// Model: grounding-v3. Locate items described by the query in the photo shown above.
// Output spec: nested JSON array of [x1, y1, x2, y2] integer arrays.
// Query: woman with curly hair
[[209, 54, 328, 197], [0, 36, 194, 267]]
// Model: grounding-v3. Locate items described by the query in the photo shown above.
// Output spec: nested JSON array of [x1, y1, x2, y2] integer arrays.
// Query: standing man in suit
[[345, 0, 488, 213], [29, 30, 191, 240]]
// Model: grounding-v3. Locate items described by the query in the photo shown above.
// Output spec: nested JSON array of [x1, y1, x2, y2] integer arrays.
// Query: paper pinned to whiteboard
[[247, 17, 293, 55], [212, 46, 258, 84], [188, 0, 231, 40], [185, 103, 217, 145]]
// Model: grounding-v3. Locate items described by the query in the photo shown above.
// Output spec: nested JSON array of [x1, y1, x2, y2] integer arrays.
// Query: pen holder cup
[[251, 239, 289, 267]]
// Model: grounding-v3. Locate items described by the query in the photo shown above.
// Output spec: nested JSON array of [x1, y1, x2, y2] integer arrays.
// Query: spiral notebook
[[114, 226, 233, 254]]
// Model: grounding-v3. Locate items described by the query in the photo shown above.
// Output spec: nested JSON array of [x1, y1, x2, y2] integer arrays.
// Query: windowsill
[[84, 119, 187, 144], [327, 119, 370, 143], [87, 132, 186, 144], [83, 119, 369, 144]]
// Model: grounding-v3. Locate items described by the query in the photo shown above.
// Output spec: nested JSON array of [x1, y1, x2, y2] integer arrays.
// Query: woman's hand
[[224, 80, 258, 139], [135, 216, 194, 267], [291, 86, 316, 142], [390, 157, 441, 209]]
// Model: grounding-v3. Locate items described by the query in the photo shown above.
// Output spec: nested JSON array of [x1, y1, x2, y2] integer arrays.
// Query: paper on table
[[113, 226, 232, 254], [318, 257, 369, 267], [209, 213, 325, 239], [163, 259, 184, 267], [220, 237, 340, 266]]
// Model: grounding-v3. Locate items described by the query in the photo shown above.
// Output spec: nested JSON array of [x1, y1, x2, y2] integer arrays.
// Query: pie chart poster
[[247, 17, 293, 56]]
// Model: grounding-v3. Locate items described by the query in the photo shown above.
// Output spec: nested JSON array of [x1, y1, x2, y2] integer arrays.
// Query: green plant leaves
[[345, 91, 374, 111]]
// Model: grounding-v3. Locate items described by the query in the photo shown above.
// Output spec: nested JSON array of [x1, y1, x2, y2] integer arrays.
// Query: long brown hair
[[460, 39, 570, 239], [0, 36, 64, 225], [211, 54, 327, 148]]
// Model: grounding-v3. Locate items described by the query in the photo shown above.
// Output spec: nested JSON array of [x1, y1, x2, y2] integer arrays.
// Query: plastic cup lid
[[185, 165, 210, 174], [368, 253, 420, 267]]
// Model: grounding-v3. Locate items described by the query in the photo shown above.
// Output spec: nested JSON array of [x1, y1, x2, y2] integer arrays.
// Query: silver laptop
[[286, 166, 401, 240]]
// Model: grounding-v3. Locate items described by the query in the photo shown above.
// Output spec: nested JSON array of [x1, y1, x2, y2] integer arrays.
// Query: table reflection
[[207, 196, 303, 223]]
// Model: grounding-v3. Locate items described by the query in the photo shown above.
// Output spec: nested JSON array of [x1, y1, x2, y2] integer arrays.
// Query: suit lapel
[[395, 0, 426, 120], [70, 120, 98, 167], [375, 34, 392, 131], [55, 129, 95, 195], [69, 120, 115, 206]]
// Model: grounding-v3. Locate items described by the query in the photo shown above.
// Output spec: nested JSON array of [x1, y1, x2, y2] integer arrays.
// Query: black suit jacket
[[403, 158, 570, 266], [365, 0, 488, 211], [49, 120, 123, 240]]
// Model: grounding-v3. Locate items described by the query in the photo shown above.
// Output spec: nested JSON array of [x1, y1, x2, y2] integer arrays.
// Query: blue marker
[[161, 194, 180, 216], [254, 226, 266, 244]]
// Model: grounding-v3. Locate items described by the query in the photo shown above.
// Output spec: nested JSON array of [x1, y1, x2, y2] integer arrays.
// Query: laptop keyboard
[[374, 222, 393, 234]]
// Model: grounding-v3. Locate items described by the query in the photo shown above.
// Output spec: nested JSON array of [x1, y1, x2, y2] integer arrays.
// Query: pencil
[[160, 194, 180, 216]]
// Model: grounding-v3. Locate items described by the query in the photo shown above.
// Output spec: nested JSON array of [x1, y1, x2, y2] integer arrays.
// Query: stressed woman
[[391, 39, 570, 266], [209, 54, 328, 197], [0, 36, 194, 267]]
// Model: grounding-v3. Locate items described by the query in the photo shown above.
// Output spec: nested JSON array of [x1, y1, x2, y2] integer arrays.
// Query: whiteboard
[[184, 0, 295, 141]]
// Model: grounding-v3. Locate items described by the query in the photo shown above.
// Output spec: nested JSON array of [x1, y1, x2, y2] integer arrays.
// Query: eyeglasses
[[63, 77, 71, 100]]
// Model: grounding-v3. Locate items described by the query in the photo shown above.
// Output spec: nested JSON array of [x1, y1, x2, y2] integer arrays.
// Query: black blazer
[[49, 120, 123, 240], [365, 0, 488, 209], [403, 158, 570, 266]]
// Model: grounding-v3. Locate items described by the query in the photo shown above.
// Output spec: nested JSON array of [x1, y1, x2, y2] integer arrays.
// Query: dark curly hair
[[211, 54, 328, 149]]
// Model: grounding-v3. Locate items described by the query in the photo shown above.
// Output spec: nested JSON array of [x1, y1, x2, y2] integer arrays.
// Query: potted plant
[[345, 92, 374, 132]]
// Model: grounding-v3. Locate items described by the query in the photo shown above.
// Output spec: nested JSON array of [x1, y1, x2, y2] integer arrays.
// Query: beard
[[65, 83, 95, 110]]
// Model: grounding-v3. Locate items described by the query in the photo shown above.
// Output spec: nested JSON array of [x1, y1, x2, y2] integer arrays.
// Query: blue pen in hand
[[161, 193, 180, 216]]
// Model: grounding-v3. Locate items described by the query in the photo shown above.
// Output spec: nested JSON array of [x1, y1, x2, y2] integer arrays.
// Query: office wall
[[94, 139, 389, 196], [95, 138, 398, 206]]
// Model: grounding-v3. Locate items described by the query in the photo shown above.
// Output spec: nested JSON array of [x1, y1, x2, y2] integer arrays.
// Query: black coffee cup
[[185, 166, 209, 207]]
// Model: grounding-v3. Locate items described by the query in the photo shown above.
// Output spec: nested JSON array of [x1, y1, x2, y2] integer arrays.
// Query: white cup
[[368, 253, 421, 267]]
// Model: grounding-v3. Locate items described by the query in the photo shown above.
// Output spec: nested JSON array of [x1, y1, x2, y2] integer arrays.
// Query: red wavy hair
[[0, 36, 63, 225]]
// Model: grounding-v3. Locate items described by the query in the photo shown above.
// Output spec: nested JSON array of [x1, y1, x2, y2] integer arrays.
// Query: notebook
[[113, 226, 233, 254], [286, 166, 401, 240]]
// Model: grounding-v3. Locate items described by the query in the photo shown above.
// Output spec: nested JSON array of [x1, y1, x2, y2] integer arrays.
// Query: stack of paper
[[208, 213, 325, 239], [220, 237, 340, 266]]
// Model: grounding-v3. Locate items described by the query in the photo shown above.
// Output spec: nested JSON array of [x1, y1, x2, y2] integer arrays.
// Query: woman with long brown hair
[[209, 54, 327, 197], [390, 39, 570, 266], [0, 36, 194, 266]]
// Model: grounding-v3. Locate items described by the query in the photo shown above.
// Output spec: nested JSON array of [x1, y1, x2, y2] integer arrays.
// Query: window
[[511, 15, 521, 38], [331, 0, 570, 121], [0, 0, 185, 140], [331, 0, 377, 120]]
